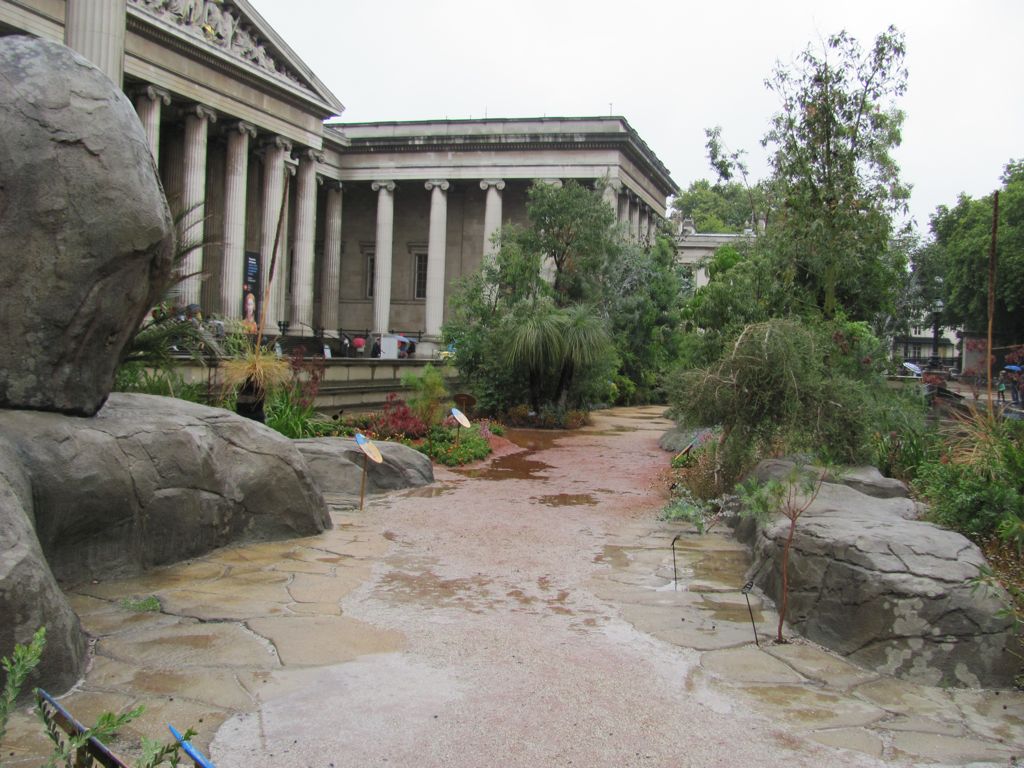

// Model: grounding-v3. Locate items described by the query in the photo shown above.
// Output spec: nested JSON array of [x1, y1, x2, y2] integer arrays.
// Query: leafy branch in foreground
[[1, 627, 46, 745]]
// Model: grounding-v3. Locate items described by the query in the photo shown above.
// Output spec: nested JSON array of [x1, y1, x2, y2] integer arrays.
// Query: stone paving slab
[[888, 731, 1017, 763], [246, 615, 404, 666], [765, 643, 880, 690], [701, 647, 806, 684], [806, 727, 884, 759], [594, 515, 1024, 765]]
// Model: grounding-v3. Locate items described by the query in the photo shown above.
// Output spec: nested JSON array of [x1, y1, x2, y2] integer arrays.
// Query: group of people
[[367, 335, 416, 358], [997, 369, 1022, 404]]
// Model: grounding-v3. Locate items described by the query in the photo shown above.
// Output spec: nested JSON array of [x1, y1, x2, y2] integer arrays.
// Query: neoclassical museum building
[[1, 0, 679, 356]]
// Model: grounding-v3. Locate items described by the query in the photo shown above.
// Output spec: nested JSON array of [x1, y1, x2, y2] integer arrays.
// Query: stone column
[[424, 180, 449, 352], [602, 179, 621, 212], [259, 136, 292, 332], [320, 181, 343, 335], [480, 179, 505, 264], [639, 206, 650, 241], [617, 190, 630, 227], [371, 180, 396, 335], [629, 194, 641, 241], [133, 86, 169, 164], [179, 104, 216, 308], [220, 121, 256, 319], [64, 0, 126, 86], [290, 149, 321, 334]]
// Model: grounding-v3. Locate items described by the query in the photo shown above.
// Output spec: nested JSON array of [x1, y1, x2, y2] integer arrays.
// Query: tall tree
[[762, 25, 910, 320], [918, 160, 1024, 343]]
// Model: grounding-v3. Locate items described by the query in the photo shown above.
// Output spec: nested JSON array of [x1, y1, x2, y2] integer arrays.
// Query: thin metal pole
[[671, 534, 682, 591], [742, 581, 759, 646], [987, 190, 999, 416]]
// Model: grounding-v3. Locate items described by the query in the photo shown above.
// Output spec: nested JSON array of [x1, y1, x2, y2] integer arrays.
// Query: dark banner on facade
[[242, 252, 260, 333]]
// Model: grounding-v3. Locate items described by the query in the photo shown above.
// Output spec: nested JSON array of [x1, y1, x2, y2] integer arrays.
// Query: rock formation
[[294, 437, 434, 499], [0, 395, 331, 584], [0, 436, 85, 693], [736, 459, 1019, 687], [0, 36, 174, 416]]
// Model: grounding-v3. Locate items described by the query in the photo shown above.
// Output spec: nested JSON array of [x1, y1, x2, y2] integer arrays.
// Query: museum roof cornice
[[325, 117, 678, 196]]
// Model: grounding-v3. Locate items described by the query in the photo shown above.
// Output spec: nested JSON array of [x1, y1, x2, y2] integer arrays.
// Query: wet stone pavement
[[4, 406, 1023, 767]]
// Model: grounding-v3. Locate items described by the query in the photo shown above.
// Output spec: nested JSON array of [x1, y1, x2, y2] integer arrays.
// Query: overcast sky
[[252, 0, 1022, 234]]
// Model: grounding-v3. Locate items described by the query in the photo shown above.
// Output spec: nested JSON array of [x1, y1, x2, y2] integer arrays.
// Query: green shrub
[[114, 364, 205, 402], [416, 425, 491, 466], [915, 461, 1024, 540], [913, 409, 1024, 542], [401, 364, 450, 427], [265, 386, 330, 439]]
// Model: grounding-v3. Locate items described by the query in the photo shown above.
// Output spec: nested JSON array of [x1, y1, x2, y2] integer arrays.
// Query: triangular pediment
[[127, 0, 344, 116]]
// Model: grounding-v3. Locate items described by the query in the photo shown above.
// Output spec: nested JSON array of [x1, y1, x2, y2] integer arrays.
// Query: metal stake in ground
[[354, 432, 383, 510], [741, 580, 759, 646], [451, 406, 470, 446], [671, 534, 683, 591]]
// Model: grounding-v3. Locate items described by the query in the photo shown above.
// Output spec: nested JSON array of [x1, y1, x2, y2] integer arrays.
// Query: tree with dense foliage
[[444, 181, 688, 416], [669, 26, 917, 488], [914, 160, 1024, 343], [668, 317, 890, 484], [672, 179, 759, 234], [759, 25, 911, 321]]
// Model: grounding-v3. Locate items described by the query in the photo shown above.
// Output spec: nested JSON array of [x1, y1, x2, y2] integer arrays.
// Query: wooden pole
[[987, 191, 1000, 416], [359, 452, 368, 511], [256, 170, 291, 348]]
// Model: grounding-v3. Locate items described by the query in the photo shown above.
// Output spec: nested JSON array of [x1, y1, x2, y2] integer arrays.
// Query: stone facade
[[0, 1, 679, 357]]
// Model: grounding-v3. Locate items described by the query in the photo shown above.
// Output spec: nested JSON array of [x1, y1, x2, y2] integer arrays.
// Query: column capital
[[184, 103, 217, 124], [258, 135, 293, 155], [293, 147, 325, 164], [602, 178, 623, 193], [372, 180, 396, 193], [133, 84, 170, 105], [225, 120, 257, 139], [318, 177, 343, 192], [425, 180, 450, 192], [480, 179, 505, 191]]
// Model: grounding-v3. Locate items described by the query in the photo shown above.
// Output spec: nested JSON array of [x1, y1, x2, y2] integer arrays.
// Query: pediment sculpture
[[129, 0, 309, 91]]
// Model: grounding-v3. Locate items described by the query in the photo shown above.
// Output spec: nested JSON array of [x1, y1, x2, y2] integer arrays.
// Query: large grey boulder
[[737, 459, 1019, 687], [0, 36, 174, 416], [0, 394, 330, 584], [294, 437, 434, 499], [0, 436, 86, 695]]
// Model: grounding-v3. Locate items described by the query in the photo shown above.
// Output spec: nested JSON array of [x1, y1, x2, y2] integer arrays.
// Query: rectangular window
[[365, 253, 375, 299], [414, 252, 428, 300]]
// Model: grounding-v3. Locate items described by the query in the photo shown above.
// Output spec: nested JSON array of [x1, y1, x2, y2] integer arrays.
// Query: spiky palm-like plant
[[554, 304, 612, 407], [502, 298, 564, 412]]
